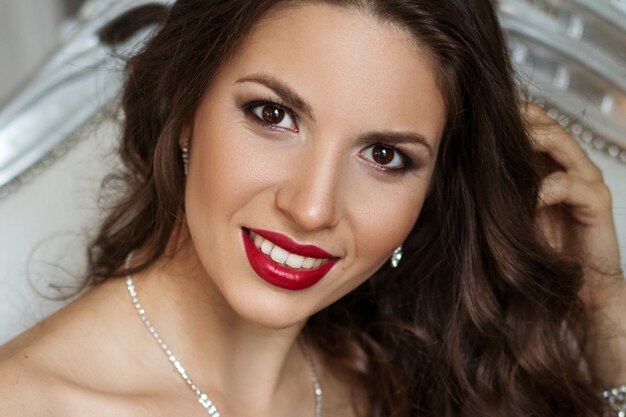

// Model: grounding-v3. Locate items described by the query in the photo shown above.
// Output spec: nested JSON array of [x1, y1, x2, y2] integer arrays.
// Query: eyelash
[[241, 99, 417, 174], [363, 143, 416, 175], [242, 98, 299, 132]]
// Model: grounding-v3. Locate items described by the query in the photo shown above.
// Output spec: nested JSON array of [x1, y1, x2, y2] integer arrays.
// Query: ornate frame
[[0, 0, 624, 199]]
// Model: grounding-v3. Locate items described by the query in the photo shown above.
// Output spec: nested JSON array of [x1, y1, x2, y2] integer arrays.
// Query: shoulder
[[0, 280, 151, 417], [0, 341, 153, 417], [0, 342, 69, 417]]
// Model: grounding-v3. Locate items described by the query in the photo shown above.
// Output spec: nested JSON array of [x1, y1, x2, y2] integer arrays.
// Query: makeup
[[241, 228, 338, 290]]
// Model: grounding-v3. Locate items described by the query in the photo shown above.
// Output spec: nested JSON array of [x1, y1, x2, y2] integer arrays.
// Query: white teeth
[[285, 254, 305, 269], [270, 246, 289, 264], [248, 230, 330, 270], [260, 239, 273, 255]]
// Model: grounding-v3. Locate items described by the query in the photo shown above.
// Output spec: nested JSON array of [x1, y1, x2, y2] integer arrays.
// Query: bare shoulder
[[0, 355, 145, 417], [0, 331, 69, 417], [0, 279, 149, 417]]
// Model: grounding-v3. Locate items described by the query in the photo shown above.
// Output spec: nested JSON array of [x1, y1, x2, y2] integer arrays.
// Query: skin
[[0, 4, 622, 417], [0, 4, 445, 417], [525, 103, 625, 385]]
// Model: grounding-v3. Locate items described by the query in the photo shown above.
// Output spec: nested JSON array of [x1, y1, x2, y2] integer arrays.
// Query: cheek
[[347, 178, 426, 269], [316, 177, 426, 308], [189, 122, 274, 218]]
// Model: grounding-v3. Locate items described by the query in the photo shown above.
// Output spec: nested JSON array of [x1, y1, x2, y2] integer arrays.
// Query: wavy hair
[[89, 1, 605, 415]]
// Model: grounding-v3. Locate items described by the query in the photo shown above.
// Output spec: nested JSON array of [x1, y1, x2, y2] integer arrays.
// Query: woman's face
[[183, 3, 447, 328]]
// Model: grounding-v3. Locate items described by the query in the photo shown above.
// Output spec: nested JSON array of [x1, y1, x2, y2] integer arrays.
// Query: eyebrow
[[236, 73, 434, 157], [236, 74, 315, 121]]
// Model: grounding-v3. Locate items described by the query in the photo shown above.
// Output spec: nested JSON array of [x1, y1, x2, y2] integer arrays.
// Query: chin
[[226, 288, 316, 329]]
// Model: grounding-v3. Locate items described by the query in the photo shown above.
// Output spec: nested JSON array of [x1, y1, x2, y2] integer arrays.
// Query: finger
[[522, 103, 604, 183], [535, 205, 567, 252], [538, 171, 614, 225]]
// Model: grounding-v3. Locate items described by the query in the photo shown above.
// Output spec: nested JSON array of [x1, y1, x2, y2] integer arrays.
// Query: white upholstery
[[0, 118, 120, 343]]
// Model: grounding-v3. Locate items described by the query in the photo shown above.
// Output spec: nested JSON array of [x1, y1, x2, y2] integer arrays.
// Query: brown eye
[[372, 145, 395, 165], [359, 143, 407, 171], [262, 105, 285, 124], [248, 102, 298, 131]]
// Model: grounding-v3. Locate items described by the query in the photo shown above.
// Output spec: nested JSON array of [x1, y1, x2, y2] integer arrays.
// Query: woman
[[0, 0, 623, 416]]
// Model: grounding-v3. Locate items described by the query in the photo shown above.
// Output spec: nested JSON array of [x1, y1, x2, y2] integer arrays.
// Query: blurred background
[[0, 0, 625, 344], [0, 0, 118, 343], [0, 0, 86, 106]]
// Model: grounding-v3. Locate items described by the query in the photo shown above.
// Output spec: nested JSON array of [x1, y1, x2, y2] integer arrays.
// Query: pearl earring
[[181, 138, 190, 175], [390, 245, 403, 268]]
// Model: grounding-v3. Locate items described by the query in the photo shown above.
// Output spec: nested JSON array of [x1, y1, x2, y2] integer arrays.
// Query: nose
[[275, 142, 343, 232]]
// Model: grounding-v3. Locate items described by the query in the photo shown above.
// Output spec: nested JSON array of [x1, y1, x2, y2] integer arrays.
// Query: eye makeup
[[237, 95, 425, 175], [241, 98, 300, 133], [358, 142, 417, 175]]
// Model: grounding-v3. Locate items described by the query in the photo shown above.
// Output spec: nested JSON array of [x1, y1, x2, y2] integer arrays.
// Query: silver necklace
[[124, 254, 323, 416]]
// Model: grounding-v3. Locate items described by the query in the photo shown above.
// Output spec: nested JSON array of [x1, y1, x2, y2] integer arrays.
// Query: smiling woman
[[0, 1, 624, 417], [178, 6, 444, 334]]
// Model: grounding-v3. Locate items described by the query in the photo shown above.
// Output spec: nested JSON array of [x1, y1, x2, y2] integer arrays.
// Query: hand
[[524, 103, 623, 296], [523, 102, 625, 385]]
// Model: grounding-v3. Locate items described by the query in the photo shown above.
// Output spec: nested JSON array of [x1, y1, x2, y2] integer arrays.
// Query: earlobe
[[179, 123, 192, 147]]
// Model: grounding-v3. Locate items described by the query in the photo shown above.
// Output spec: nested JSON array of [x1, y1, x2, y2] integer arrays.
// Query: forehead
[[214, 3, 447, 147]]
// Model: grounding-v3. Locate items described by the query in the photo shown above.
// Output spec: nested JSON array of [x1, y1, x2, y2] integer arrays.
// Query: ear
[[179, 123, 193, 147]]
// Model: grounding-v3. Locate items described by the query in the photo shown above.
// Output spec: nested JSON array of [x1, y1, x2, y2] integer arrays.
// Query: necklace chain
[[124, 253, 323, 416]]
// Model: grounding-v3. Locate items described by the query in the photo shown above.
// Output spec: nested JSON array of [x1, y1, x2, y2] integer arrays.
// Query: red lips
[[241, 228, 338, 290], [247, 227, 335, 258]]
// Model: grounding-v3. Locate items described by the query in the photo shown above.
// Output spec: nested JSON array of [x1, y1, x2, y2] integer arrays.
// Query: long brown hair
[[89, 1, 605, 415]]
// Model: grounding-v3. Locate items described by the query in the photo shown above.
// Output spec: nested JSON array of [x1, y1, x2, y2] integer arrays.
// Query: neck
[[126, 247, 316, 415]]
